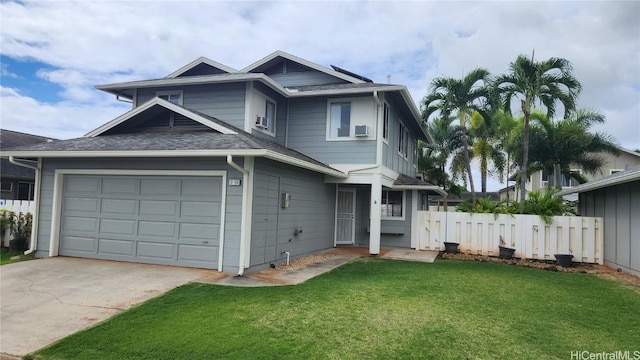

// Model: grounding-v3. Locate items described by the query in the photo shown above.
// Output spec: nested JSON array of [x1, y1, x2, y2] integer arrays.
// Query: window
[[261, 100, 276, 134], [156, 91, 183, 105], [413, 141, 419, 168], [382, 190, 404, 219], [0, 182, 12, 192], [610, 169, 624, 175], [329, 102, 351, 138], [541, 169, 581, 188], [17, 182, 35, 201], [382, 103, 390, 142], [398, 121, 409, 158]]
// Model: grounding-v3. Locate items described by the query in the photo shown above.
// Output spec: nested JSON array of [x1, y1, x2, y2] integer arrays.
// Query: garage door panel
[[100, 219, 136, 235], [64, 197, 99, 212], [140, 179, 180, 196], [181, 178, 222, 196], [181, 201, 220, 218], [62, 236, 97, 253], [64, 216, 98, 232], [101, 198, 136, 214], [99, 238, 135, 256], [60, 174, 221, 270], [102, 178, 138, 195], [137, 242, 175, 260], [138, 221, 176, 238], [178, 244, 217, 264], [179, 223, 219, 240], [65, 177, 100, 194], [140, 200, 178, 216]]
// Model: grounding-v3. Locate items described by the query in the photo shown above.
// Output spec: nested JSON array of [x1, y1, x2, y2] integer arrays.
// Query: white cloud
[[0, 0, 638, 190]]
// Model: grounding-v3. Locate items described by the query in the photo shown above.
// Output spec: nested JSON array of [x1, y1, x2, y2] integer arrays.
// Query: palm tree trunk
[[554, 163, 563, 190], [460, 116, 476, 205], [520, 100, 529, 209], [481, 156, 487, 197]]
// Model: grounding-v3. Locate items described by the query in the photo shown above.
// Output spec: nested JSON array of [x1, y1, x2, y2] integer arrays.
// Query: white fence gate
[[0, 199, 35, 214], [417, 211, 604, 264]]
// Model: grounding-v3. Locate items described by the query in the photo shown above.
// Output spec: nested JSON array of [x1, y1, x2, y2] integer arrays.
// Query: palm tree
[[422, 68, 492, 205], [470, 111, 506, 196], [494, 54, 581, 205], [419, 116, 463, 210], [525, 109, 619, 190]]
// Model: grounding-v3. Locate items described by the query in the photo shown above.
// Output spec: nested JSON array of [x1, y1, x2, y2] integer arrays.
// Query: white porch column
[[369, 173, 382, 255]]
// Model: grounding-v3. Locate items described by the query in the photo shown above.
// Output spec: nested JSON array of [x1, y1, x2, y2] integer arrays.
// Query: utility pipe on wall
[[8, 156, 41, 255], [226, 155, 249, 276]]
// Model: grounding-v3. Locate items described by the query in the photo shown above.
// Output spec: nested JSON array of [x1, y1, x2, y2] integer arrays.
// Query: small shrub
[[9, 212, 33, 242], [455, 191, 576, 225]]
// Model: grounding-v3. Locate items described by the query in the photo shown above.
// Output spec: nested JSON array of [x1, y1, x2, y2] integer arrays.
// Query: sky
[[1, 0, 639, 191]]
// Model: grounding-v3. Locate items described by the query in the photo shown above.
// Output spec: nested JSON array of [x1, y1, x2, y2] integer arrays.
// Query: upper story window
[[382, 103, 390, 142], [329, 102, 351, 138], [398, 121, 409, 159], [256, 99, 276, 135], [541, 169, 581, 188], [382, 190, 404, 219], [156, 91, 183, 105]]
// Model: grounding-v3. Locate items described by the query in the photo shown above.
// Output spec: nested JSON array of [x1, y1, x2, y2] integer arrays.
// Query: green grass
[[0, 247, 30, 265], [33, 259, 640, 360]]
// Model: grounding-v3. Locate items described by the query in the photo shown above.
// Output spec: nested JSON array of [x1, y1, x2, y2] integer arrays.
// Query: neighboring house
[[557, 166, 640, 276], [500, 147, 640, 200], [0, 129, 56, 201], [2, 51, 445, 274]]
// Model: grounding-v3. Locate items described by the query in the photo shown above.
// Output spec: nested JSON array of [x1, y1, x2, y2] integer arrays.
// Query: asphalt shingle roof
[[5, 130, 340, 175]]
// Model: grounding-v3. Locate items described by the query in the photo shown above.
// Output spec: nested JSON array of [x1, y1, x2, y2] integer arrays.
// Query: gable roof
[[3, 105, 346, 179], [85, 97, 238, 137], [241, 50, 366, 84], [165, 56, 238, 78], [556, 165, 640, 196]]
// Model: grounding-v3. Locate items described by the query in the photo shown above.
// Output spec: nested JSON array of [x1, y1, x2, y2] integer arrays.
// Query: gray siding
[[352, 186, 413, 248], [136, 83, 246, 129], [382, 99, 417, 176], [247, 158, 336, 271], [35, 157, 244, 273], [286, 97, 376, 165], [260, 60, 349, 87], [579, 180, 640, 275]]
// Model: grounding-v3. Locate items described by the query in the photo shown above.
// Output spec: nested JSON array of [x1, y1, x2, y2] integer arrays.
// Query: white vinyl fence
[[0, 199, 35, 214], [417, 211, 604, 264]]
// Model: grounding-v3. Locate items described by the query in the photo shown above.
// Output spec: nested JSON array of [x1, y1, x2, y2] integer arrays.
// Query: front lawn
[[33, 259, 640, 360]]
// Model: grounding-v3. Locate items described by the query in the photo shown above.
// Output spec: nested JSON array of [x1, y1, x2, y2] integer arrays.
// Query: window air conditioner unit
[[256, 116, 269, 129], [354, 125, 368, 137]]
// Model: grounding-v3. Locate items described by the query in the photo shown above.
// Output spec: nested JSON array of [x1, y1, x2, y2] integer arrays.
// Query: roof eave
[[556, 172, 640, 196], [391, 184, 447, 196], [165, 56, 238, 78]]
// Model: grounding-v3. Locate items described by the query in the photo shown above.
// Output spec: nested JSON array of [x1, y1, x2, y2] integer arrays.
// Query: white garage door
[[59, 175, 222, 269]]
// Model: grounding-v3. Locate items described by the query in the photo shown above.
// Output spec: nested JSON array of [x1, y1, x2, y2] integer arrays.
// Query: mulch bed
[[440, 252, 640, 291]]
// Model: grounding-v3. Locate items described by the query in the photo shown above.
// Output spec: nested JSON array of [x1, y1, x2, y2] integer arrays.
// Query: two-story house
[[3, 51, 445, 274]]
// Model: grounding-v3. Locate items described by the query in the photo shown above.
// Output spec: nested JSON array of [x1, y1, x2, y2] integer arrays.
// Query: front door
[[335, 189, 356, 245]]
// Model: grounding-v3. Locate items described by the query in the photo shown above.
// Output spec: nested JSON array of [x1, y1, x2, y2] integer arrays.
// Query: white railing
[[417, 211, 604, 264], [0, 199, 35, 214]]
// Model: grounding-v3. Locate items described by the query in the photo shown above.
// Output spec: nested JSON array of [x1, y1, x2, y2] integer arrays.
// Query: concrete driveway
[[0, 257, 221, 357]]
